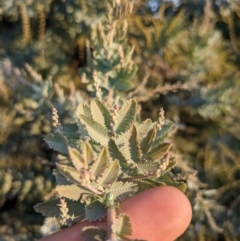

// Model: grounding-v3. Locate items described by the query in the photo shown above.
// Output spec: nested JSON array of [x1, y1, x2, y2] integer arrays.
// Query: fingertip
[[121, 186, 192, 241]]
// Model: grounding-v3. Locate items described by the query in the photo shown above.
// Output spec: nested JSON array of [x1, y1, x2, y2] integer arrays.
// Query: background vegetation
[[0, 0, 240, 240]]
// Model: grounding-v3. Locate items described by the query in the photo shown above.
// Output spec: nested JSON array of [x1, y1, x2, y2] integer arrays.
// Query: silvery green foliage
[[78, 1, 137, 93], [0, 60, 86, 209], [51, 0, 107, 36], [35, 98, 185, 241]]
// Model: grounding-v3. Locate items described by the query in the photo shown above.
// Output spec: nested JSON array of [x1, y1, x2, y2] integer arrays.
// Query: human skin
[[39, 186, 192, 241]]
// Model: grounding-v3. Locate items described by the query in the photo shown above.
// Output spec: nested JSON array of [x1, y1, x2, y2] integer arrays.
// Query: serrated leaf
[[79, 115, 109, 145], [67, 199, 85, 216], [97, 161, 120, 186], [136, 162, 160, 175], [55, 171, 72, 185], [124, 125, 142, 163], [68, 147, 85, 170], [56, 164, 81, 185], [44, 133, 68, 154], [35, 198, 85, 218], [153, 120, 174, 147], [173, 181, 187, 192], [134, 179, 165, 192], [114, 99, 137, 134], [77, 103, 91, 117], [112, 214, 132, 239], [115, 132, 126, 146], [157, 174, 186, 192], [108, 139, 129, 173], [137, 118, 152, 139], [34, 198, 61, 218], [106, 181, 137, 202], [85, 201, 107, 221], [90, 147, 108, 179], [164, 158, 178, 173], [81, 226, 106, 241], [91, 99, 112, 129], [62, 124, 80, 141], [141, 127, 156, 154], [56, 185, 87, 201], [82, 141, 94, 165], [147, 143, 172, 161]]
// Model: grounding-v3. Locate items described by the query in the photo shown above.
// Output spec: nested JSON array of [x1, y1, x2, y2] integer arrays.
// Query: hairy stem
[[107, 206, 117, 241]]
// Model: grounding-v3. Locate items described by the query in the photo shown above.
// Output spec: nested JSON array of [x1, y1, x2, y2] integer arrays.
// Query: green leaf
[[124, 125, 142, 163], [82, 141, 94, 165], [56, 185, 87, 201], [68, 147, 85, 170], [79, 115, 109, 145], [34, 198, 61, 218], [108, 139, 129, 171], [56, 164, 81, 185], [136, 162, 160, 175], [164, 158, 178, 173], [90, 99, 112, 129], [106, 181, 137, 202], [97, 160, 120, 186], [77, 103, 91, 117], [141, 127, 156, 154], [137, 118, 152, 139], [90, 147, 108, 179], [81, 226, 106, 241], [44, 133, 68, 154], [147, 143, 172, 161], [114, 99, 137, 135], [85, 201, 107, 221], [153, 120, 174, 147], [55, 171, 72, 185], [67, 199, 85, 217], [112, 214, 132, 239], [134, 179, 165, 192], [62, 124, 80, 141], [157, 174, 186, 192]]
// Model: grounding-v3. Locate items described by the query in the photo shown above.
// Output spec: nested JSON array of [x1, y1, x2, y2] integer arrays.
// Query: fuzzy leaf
[[68, 147, 85, 170], [90, 99, 112, 129], [44, 133, 68, 154], [56, 185, 86, 201], [90, 147, 108, 179], [112, 214, 132, 239], [157, 174, 186, 192], [77, 103, 91, 117], [153, 120, 174, 147], [164, 158, 178, 173], [97, 160, 120, 186], [147, 143, 172, 161], [62, 124, 80, 141], [34, 198, 61, 218], [79, 114, 109, 145], [136, 162, 160, 175], [85, 201, 107, 221], [55, 171, 72, 185], [82, 141, 94, 165], [67, 200, 85, 216], [124, 125, 142, 163], [34, 198, 85, 220], [137, 118, 152, 139], [106, 181, 137, 202], [141, 127, 156, 154], [81, 226, 106, 241], [56, 164, 81, 185], [108, 139, 136, 175], [114, 99, 137, 134], [134, 179, 165, 192]]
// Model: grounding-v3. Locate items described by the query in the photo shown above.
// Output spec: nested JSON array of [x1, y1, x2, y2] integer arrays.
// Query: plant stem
[[107, 206, 117, 241]]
